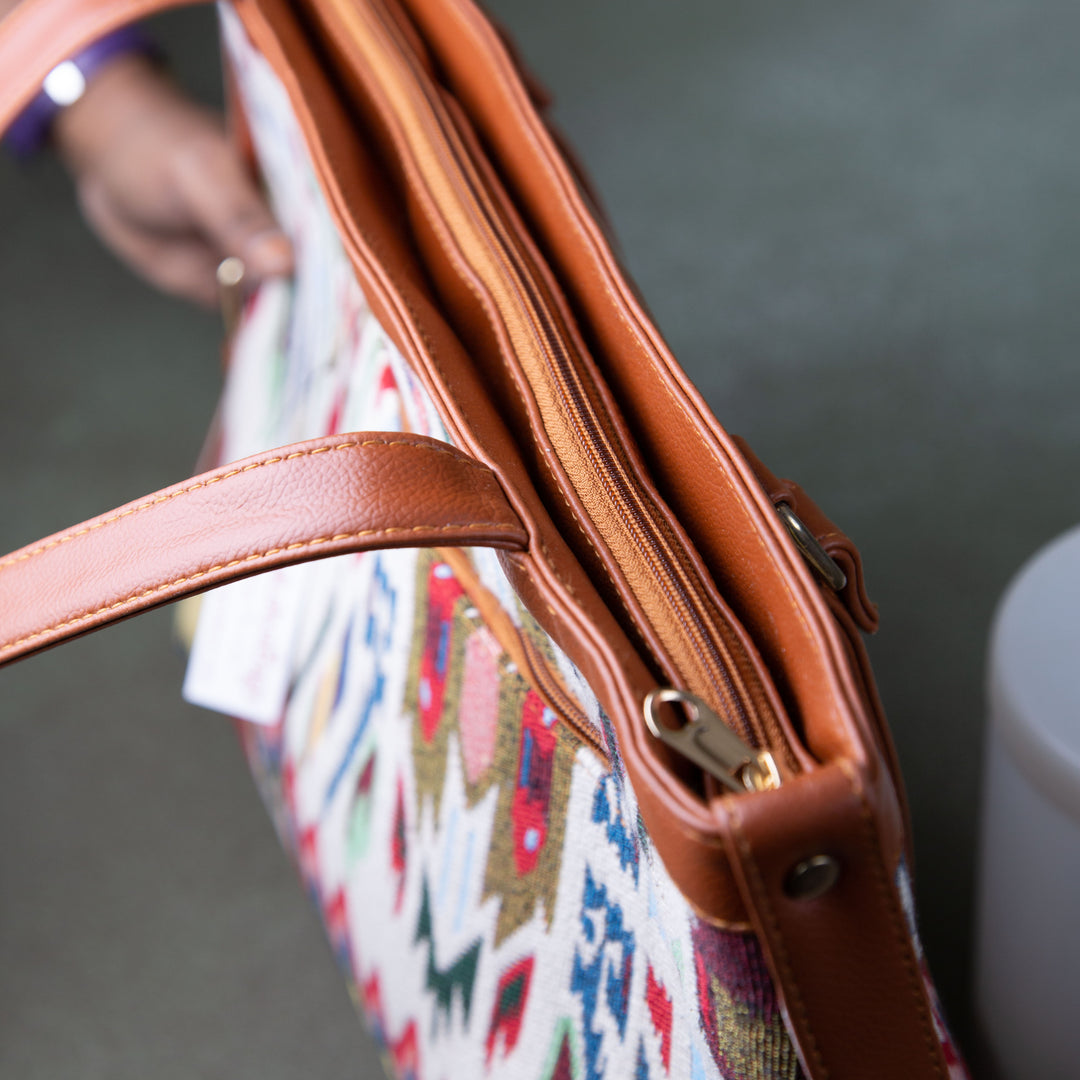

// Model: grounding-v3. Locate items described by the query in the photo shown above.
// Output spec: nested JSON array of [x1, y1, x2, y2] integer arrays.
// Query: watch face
[[43, 60, 87, 107]]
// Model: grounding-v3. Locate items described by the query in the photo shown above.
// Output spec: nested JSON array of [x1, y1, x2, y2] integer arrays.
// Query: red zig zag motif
[[323, 385, 348, 437], [417, 563, 466, 743], [646, 965, 673, 1072], [511, 692, 558, 876], [391, 1021, 421, 1080], [282, 759, 297, 819], [362, 972, 384, 1019], [325, 887, 348, 940], [391, 775, 408, 913], [549, 1030, 575, 1080], [298, 824, 320, 893], [377, 364, 398, 394], [361, 973, 421, 1080], [356, 753, 376, 799], [485, 956, 535, 1065], [324, 886, 355, 977]]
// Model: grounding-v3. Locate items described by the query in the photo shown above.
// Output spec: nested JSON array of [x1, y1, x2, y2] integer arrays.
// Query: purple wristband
[[4, 26, 158, 158]]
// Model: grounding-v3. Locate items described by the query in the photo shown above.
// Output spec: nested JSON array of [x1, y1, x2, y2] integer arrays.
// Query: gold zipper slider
[[644, 688, 781, 794]]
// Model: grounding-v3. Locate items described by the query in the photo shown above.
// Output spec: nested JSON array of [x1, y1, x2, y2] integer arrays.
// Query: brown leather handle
[[0, 3, 531, 662], [0, 431, 527, 668]]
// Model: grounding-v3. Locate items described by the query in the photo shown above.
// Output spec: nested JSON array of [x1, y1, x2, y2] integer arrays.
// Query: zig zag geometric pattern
[[215, 14, 970, 1080]]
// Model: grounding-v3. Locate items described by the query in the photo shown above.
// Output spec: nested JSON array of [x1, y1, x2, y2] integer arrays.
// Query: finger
[[79, 180, 221, 307], [173, 135, 293, 280]]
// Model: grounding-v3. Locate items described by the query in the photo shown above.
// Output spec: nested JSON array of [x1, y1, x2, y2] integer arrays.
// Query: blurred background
[[1, 0, 1078, 1075]]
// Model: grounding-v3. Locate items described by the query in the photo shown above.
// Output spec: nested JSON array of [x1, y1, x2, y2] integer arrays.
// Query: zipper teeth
[[408, 88, 763, 744], [429, 125, 769, 750], [354, 0, 786, 756], [538, 328, 758, 739], [471, 219, 755, 736]]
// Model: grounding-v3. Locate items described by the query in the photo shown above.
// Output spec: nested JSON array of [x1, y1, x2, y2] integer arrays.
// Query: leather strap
[[717, 765, 950, 1080], [0, 432, 527, 667]]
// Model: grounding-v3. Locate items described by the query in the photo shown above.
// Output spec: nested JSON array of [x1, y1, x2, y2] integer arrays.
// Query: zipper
[[645, 689, 780, 793], [322, 0, 797, 785]]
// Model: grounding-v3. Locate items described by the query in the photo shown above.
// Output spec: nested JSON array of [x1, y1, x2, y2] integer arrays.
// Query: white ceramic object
[[977, 525, 1080, 1079]]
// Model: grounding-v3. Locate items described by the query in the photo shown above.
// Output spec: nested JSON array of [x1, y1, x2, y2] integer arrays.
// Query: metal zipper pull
[[644, 688, 781, 794]]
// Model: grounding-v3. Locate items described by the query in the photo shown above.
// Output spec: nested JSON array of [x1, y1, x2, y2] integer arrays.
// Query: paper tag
[[219, 277, 292, 462], [182, 564, 309, 725]]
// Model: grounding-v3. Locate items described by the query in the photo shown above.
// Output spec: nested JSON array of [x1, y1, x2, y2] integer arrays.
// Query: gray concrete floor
[[2, 0, 1079, 1074]]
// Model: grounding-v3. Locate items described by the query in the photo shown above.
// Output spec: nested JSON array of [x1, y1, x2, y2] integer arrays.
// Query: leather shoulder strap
[[0, 431, 527, 667]]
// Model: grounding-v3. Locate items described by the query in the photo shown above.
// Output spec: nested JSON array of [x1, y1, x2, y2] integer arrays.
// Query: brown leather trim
[[717, 764, 948, 1080], [311, 0, 798, 773], [401, 0, 892, 796], [730, 437, 912, 854], [234, 0, 762, 921], [0, 433, 526, 667], [823, 591, 915, 867], [0, 0, 796, 932], [724, 442, 913, 854], [731, 436, 879, 634], [0, 2, 956, 1073]]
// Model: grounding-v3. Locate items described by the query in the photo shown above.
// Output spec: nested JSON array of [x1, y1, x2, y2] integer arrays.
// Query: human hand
[[54, 54, 292, 306]]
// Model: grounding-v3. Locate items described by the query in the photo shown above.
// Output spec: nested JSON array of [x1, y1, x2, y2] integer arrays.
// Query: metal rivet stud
[[784, 855, 841, 900]]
